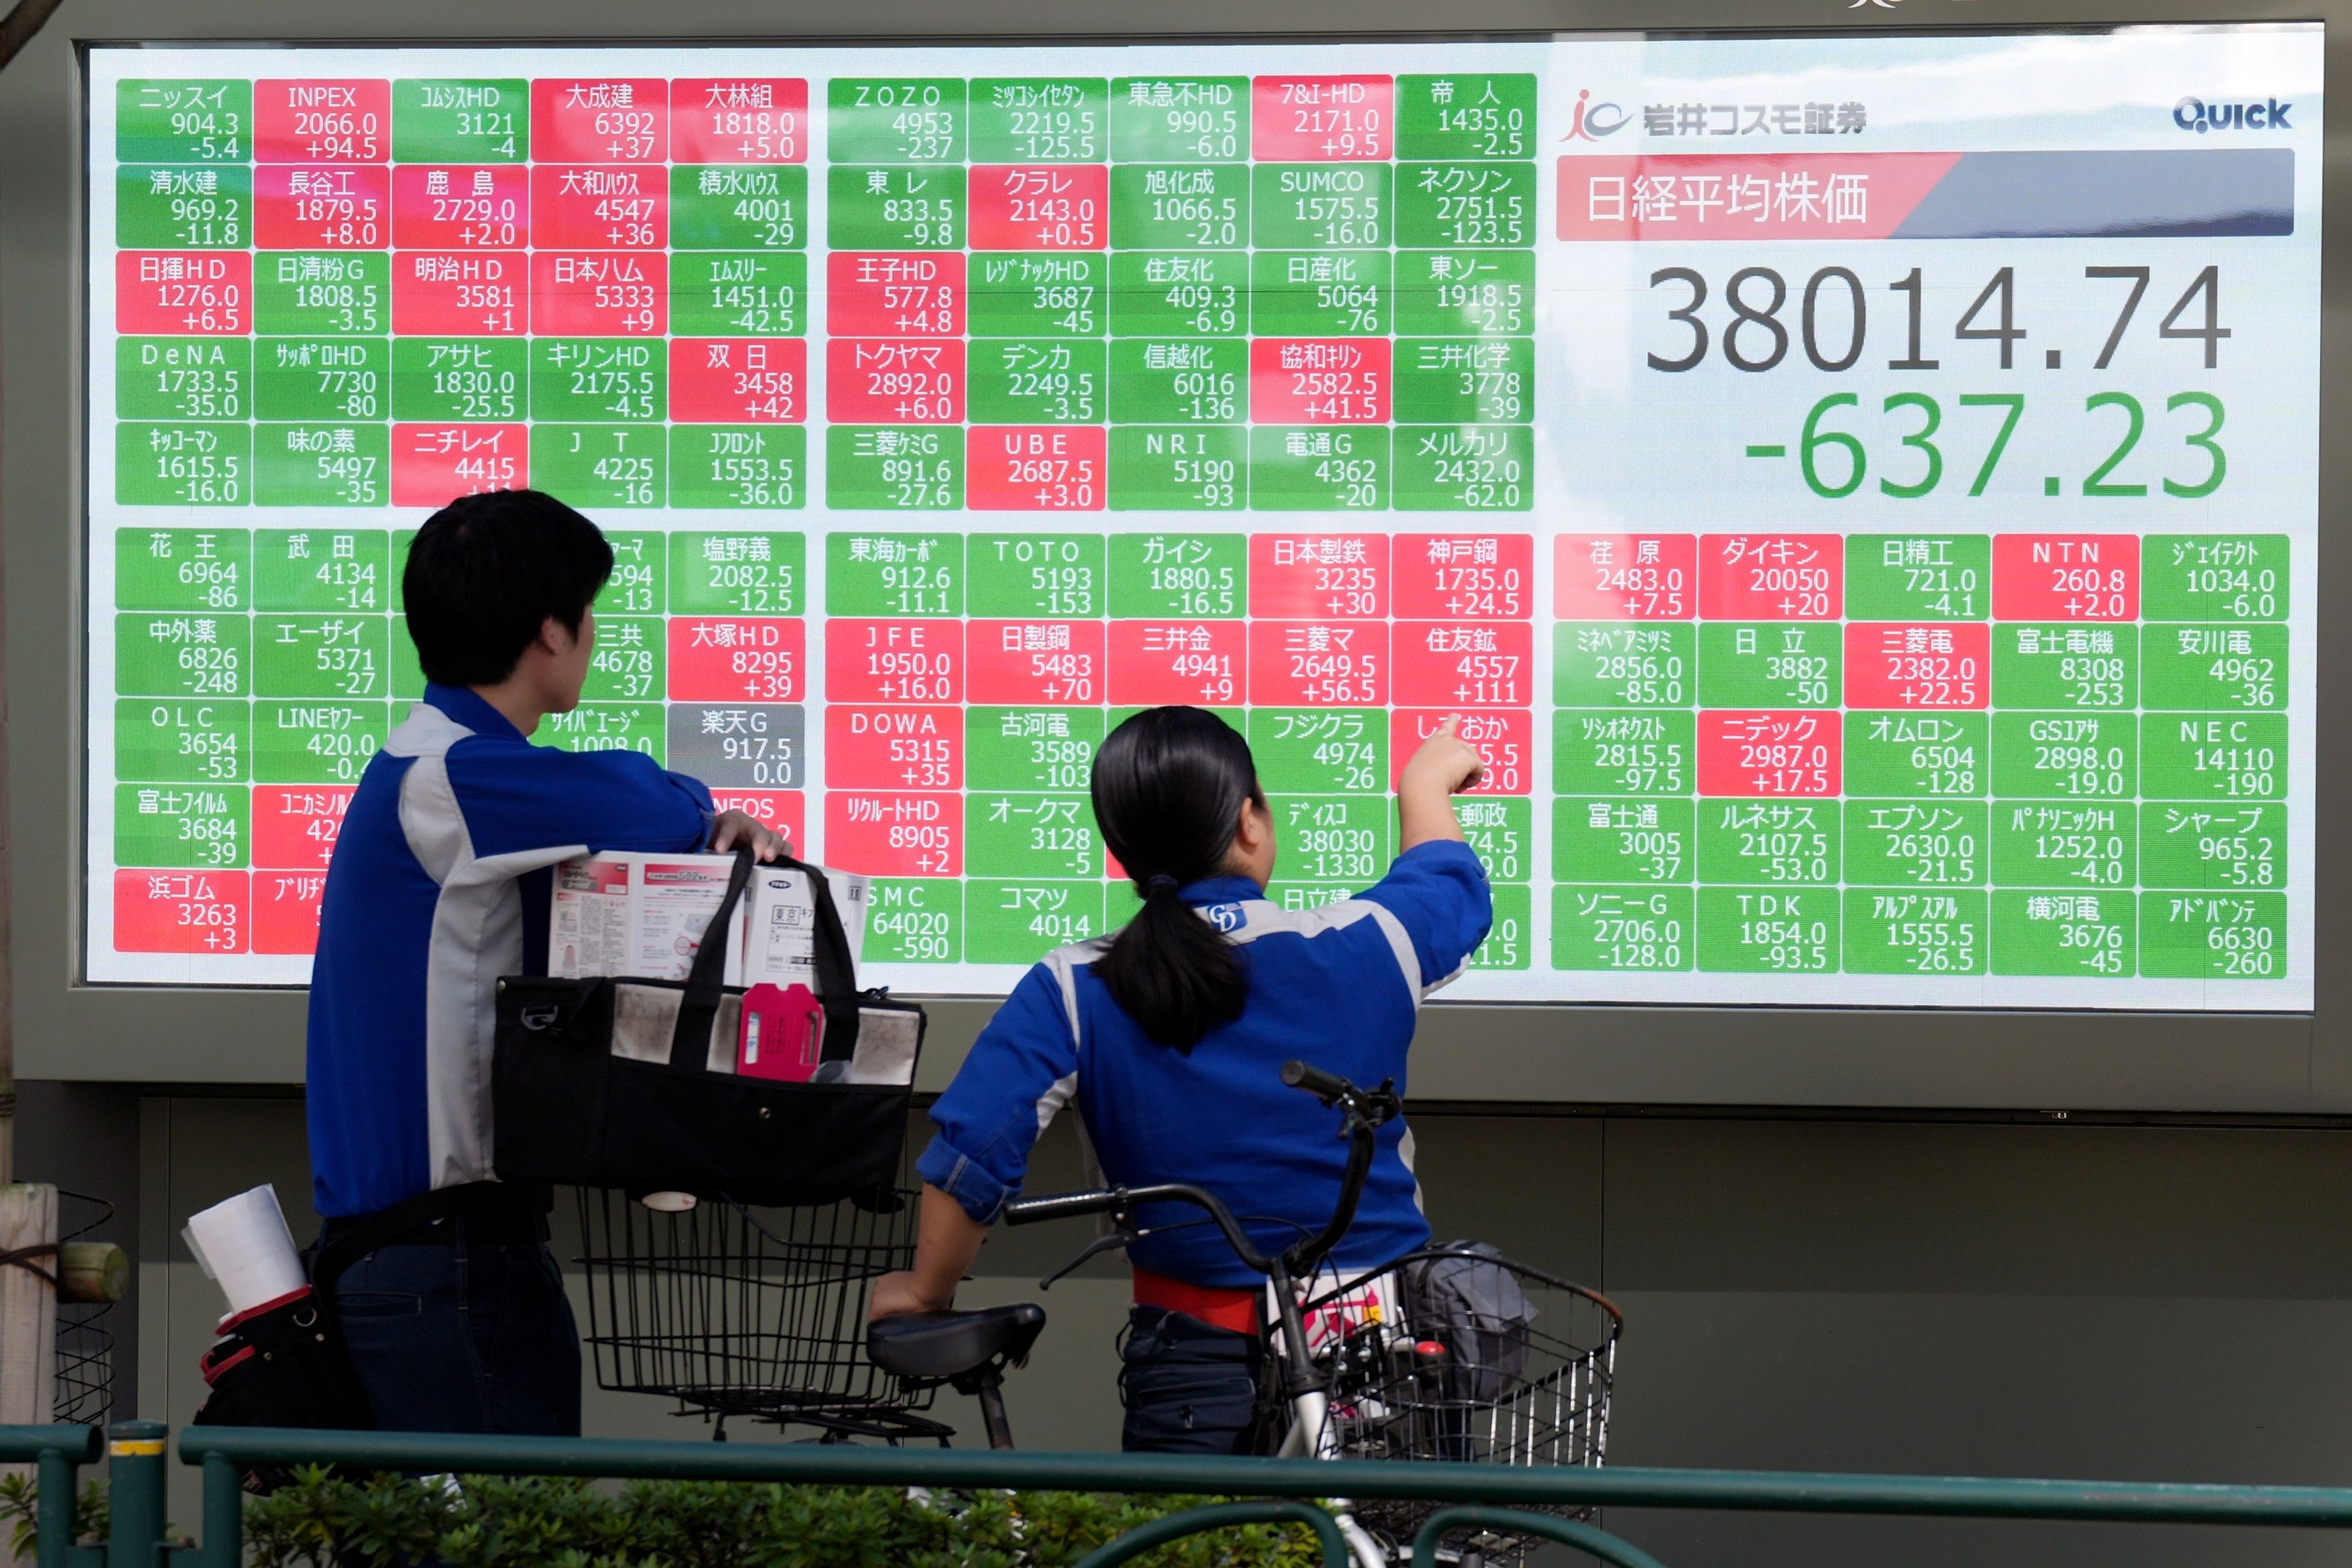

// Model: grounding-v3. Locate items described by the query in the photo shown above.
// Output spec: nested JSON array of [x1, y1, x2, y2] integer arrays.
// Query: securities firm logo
[[1561, 89, 1632, 140], [2175, 96, 2292, 131]]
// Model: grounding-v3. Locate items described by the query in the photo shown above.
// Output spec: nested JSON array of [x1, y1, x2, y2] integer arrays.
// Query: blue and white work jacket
[[919, 840, 1494, 1288], [306, 683, 715, 1219]]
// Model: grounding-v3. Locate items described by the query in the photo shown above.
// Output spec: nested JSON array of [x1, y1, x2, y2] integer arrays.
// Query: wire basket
[[1303, 1248, 1621, 1564], [53, 1191, 116, 1426], [573, 1185, 943, 1441]]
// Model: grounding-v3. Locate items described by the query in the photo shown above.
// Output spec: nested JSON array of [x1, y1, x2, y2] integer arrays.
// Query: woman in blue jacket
[[870, 704, 1492, 1452]]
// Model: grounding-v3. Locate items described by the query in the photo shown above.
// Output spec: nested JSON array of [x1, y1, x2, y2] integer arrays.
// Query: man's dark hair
[[402, 490, 614, 687]]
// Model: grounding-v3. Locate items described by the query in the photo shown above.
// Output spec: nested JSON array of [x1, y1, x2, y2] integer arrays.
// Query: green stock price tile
[[1250, 709, 1385, 794], [1697, 885, 1838, 974], [1109, 77, 1248, 162], [1844, 534, 1990, 620], [1109, 428, 1246, 511], [2141, 712, 2284, 801], [1551, 885, 1693, 971], [118, 80, 251, 162], [968, 533, 1104, 618], [117, 337, 249, 421], [1842, 712, 1986, 798], [668, 166, 807, 250], [1396, 74, 1537, 160], [2141, 802, 2281, 892], [967, 339, 1105, 424], [827, 79, 967, 164], [582, 616, 664, 702], [826, 428, 963, 511], [1109, 252, 1245, 337], [826, 530, 962, 616], [1553, 710, 1693, 796], [533, 426, 666, 510], [1107, 532, 1245, 616], [2141, 624, 2286, 711], [1250, 251, 1390, 336], [1466, 883, 1533, 970], [1253, 164, 1390, 249], [969, 78, 1107, 162], [116, 698, 249, 784], [967, 707, 1102, 791], [669, 252, 806, 336], [967, 792, 1100, 878], [391, 615, 424, 700], [1988, 889, 2132, 977], [530, 341, 663, 423], [1554, 796, 1692, 884], [1842, 889, 1988, 975], [391, 80, 527, 161], [540, 703, 665, 763], [252, 701, 386, 785], [1989, 712, 2135, 801], [1109, 339, 1244, 424], [1249, 428, 1387, 511], [2141, 535, 2288, 622], [254, 337, 387, 421], [1842, 800, 1988, 888], [1990, 624, 2136, 710], [668, 530, 804, 615], [594, 532, 666, 615], [255, 529, 387, 613], [827, 165, 965, 249], [970, 255, 1103, 338], [1110, 165, 1247, 249], [254, 424, 390, 508], [1697, 800, 1839, 886], [1393, 426, 1532, 511], [115, 783, 247, 870], [118, 422, 250, 507], [1698, 623, 1841, 708], [118, 164, 249, 249], [253, 616, 387, 700], [866, 879, 962, 963], [117, 612, 248, 699], [1272, 796, 1391, 886], [1458, 797, 1531, 886], [116, 528, 249, 612], [1395, 161, 1536, 249], [967, 880, 1109, 963], [1393, 339, 1531, 424], [255, 253, 389, 336], [1394, 250, 1531, 337], [1990, 801, 2133, 891], [1553, 624, 1693, 710], [391, 339, 526, 423], [671, 426, 805, 509], [2139, 891, 2286, 980]]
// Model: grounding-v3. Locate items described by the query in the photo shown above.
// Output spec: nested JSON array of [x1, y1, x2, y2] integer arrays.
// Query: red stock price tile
[[1392, 533, 1532, 620], [669, 338, 805, 423], [392, 252, 526, 335], [1107, 620, 1244, 706], [1554, 533, 1697, 620], [117, 252, 251, 335], [391, 166, 527, 249], [254, 79, 389, 163], [254, 165, 388, 249], [825, 706, 964, 791], [967, 427, 1106, 511], [1253, 76, 1394, 159], [1246, 620, 1387, 706], [1697, 710, 1842, 797], [826, 252, 965, 336], [530, 77, 667, 162], [1248, 532, 1388, 617], [826, 618, 963, 704], [666, 616, 803, 702], [1698, 533, 1844, 620], [1842, 622, 1989, 709], [1991, 533, 2140, 620], [824, 791, 960, 878], [391, 423, 525, 505], [1393, 620, 1534, 707], [826, 339, 964, 424], [1389, 709, 1530, 796], [669, 78, 808, 164], [967, 619, 1106, 704], [114, 869, 248, 954], [967, 165, 1109, 250]]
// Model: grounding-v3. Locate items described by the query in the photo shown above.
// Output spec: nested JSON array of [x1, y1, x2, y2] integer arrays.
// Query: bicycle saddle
[[867, 1303, 1047, 1381]]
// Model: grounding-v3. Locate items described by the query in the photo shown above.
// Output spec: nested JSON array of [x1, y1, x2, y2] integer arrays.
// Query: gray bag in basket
[[1405, 1242, 1537, 1402]]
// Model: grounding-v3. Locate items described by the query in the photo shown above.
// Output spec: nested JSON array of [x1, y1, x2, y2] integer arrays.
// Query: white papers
[[742, 865, 870, 987], [183, 1185, 306, 1317], [549, 853, 866, 985]]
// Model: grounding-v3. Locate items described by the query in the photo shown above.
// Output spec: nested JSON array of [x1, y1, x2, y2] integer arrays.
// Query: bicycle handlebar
[[1006, 1180, 1278, 1273], [1280, 1058, 1351, 1102]]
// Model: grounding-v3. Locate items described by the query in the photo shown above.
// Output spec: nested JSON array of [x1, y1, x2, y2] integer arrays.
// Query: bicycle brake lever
[[1038, 1226, 1141, 1291]]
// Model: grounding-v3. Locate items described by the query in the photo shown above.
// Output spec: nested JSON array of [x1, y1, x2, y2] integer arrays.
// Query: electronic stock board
[[83, 29, 2318, 1009]]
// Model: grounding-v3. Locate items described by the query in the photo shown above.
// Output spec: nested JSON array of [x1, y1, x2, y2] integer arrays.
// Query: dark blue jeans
[[333, 1226, 581, 1436], [1118, 1306, 1265, 1454]]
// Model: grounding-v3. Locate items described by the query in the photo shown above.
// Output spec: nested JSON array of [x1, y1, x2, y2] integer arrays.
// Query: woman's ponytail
[[1091, 708, 1262, 1049]]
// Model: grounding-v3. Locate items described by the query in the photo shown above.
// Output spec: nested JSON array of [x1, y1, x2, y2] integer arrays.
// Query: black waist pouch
[[492, 850, 924, 1207]]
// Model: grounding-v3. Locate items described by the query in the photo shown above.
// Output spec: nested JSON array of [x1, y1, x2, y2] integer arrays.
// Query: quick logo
[[2174, 96, 2291, 131]]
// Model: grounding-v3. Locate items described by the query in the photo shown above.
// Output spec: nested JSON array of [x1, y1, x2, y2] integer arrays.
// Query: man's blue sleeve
[[1358, 839, 1494, 990], [444, 740, 714, 859], [917, 963, 1080, 1223]]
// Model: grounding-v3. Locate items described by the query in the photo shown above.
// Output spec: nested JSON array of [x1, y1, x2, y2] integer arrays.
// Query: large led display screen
[[83, 29, 2318, 1007]]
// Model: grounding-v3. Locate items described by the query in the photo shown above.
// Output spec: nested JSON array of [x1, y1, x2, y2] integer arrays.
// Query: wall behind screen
[[2, 0, 2340, 1109]]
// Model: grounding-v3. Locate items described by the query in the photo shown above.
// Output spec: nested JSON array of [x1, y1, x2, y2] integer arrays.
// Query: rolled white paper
[[184, 1184, 306, 1316]]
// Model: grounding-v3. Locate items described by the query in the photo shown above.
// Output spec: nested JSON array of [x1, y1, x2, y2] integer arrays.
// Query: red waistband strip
[[1132, 1265, 1259, 1336]]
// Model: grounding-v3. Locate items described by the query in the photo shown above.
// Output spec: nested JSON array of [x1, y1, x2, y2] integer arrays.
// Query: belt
[[1133, 1265, 1259, 1336], [320, 1183, 552, 1251]]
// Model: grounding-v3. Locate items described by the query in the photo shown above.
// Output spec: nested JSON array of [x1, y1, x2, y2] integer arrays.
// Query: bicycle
[[866, 1060, 1623, 1566]]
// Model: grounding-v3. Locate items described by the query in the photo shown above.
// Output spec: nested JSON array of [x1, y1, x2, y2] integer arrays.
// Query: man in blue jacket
[[306, 489, 784, 1434]]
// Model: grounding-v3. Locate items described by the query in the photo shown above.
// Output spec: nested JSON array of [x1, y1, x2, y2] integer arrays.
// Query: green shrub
[[4, 1468, 1330, 1567]]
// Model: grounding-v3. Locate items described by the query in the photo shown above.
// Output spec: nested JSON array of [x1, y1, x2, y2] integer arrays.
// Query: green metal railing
[[13, 1421, 2352, 1567]]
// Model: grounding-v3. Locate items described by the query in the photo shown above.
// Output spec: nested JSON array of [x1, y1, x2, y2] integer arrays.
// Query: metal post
[[34, 1445, 78, 1568], [102, 1424, 165, 1568], [190, 1454, 241, 1568]]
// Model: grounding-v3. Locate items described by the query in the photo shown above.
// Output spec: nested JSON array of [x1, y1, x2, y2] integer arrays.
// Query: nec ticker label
[[83, 32, 2317, 1009]]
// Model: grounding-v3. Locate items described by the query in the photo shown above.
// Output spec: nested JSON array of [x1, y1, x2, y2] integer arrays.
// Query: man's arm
[[446, 741, 714, 857], [869, 1186, 988, 1317]]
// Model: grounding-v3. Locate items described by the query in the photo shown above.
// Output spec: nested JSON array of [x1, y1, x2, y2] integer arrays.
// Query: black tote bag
[[492, 848, 922, 1207]]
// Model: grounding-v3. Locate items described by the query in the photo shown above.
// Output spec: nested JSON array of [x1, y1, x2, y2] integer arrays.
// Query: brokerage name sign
[[84, 29, 2318, 1007]]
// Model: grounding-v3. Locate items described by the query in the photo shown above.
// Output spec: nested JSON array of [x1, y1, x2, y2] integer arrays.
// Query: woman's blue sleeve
[[916, 962, 1081, 1223], [1357, 840, 1495, 992]]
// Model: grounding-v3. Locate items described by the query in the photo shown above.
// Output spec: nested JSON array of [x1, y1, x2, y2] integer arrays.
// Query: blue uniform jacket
[[306, 683, 715, 1218], [919, 840, 1493, 1287]]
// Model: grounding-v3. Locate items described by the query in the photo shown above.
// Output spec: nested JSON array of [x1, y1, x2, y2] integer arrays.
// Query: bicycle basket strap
[[666, 846, 758, 1070], [772, 851, 861, 1064]]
